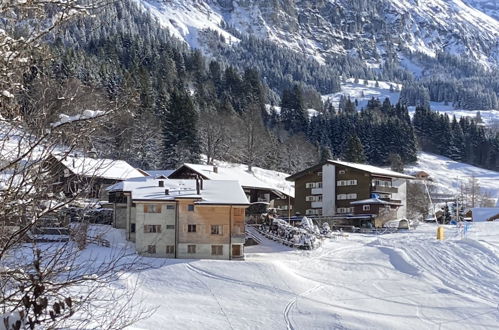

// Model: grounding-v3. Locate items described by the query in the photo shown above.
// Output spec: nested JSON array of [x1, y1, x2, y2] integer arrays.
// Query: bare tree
[[0, 1, 151, 329], [199, 110, 235, 165]]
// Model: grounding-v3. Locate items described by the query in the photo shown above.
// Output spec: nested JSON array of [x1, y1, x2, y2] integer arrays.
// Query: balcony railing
[[371, 185, 398, 193]]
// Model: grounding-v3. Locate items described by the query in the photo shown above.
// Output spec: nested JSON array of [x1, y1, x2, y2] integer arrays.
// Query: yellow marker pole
[[437, 226, 445, 240]]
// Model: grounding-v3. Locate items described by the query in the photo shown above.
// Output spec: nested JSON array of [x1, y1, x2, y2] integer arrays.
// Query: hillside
[[138, 0, 499, 69], [405, 152, 499, 199], [90, 222, 499, 329], [324, 79, 499, 127]]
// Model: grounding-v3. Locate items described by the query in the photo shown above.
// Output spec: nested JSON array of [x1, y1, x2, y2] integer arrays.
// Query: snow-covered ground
[[323, 78, 403, 110], [88, 221, 499, 329], [405, 152, 499, 199], [323, 79, 499, 127]]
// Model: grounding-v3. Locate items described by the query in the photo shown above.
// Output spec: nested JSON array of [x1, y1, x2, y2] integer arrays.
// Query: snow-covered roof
[[350, 198, 402, 206], [287, 160, 414, 181], [54, 154, 145, 181], [107, 177, 249, 205], [329, 160, 415, 179], [471, 208, 499, 222], [145, 170, 175, 178], [170, 163, 294, 198]]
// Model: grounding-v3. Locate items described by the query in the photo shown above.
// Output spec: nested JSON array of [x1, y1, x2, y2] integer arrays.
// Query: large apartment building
[[286, 160, 414, 223], [107, 177, 249, 260]]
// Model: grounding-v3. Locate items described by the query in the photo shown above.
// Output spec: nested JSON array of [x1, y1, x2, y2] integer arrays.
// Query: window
[[147, 245, 156, 254], [373, 179, 391, 187], [305, 209, 321, 215], [363, 205, 371, 211], [349, 180, 357, 185], [211, 225, 223, 235], [144, 204, 161, 213], [166, 225, 175, 230], [337, 194, 347, 200], [211, 245, 223, 256], [166, 205, 175, 210], [166, 245, 174, 254], [347, 193, 357, 199], [337, 180, 345, 186], [187, 245, 196, 254], [306, 182, 322, 189], [317, 172, 322, 177], [144, 225, 161, 233], [187, 204, 195, 212], [130, 223, 136, 233], [339, 170, 346, 175], [337, 207, 353, 214], [187, 224, 197, 233]]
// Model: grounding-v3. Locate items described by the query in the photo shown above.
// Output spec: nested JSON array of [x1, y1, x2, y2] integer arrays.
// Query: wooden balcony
[[371, 185, 398, 193]]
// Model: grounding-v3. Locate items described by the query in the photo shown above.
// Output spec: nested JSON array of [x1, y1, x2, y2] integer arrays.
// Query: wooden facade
[[287, 160, 412, 222]]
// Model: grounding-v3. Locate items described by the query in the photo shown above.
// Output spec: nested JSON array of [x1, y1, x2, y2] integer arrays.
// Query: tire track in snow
[[283, 284, 322, 330], [184, 264, 234, 330], [185, 263, 291, 295]]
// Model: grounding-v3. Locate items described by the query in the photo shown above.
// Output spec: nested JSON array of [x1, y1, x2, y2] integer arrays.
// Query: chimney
[[165, 189, 169, 195], [158, 180, 164, 187], [213, 166, 218, 173], [195, 178, 200, 195]]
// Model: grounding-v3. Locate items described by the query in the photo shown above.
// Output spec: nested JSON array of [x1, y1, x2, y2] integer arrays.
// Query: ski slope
[[93, 222, 499, 330], [405, 152, 499, 199]]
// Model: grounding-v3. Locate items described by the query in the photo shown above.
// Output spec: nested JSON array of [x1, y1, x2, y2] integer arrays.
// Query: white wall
[[135, 203, 177, 258], [322, 164, 336, 216]]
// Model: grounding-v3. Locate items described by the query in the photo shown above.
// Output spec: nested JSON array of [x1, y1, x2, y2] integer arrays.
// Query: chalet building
[[168, 163, 294, 217], [413, 171, 431, 181], [107, 177, 249, 260], [46, 154, 145, 199], [286, 160, 414, 226]]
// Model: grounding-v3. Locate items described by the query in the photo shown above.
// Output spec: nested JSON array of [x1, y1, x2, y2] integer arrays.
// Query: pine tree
[[319, 145, 333, 162], [280, 85, 308, 133], [343, 134, 366, 163], [161, 89, 200, 168]]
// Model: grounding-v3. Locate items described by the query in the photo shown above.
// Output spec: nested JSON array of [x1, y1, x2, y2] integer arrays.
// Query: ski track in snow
[[100, 222, 499, 330]]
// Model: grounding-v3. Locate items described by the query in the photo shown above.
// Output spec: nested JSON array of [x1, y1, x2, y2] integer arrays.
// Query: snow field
[[88, 222, 499, 330], [405, 152, 499, 199]]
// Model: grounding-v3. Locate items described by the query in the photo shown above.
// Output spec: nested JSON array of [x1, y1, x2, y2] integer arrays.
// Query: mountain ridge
[[138, 0, 499, 69]]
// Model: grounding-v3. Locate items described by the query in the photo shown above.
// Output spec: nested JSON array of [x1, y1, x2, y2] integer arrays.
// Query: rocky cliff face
[[138, 0, 499, 68]]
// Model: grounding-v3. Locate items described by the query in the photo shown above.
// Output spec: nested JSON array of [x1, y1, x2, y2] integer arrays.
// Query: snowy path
[[115, 223, 499, 329]]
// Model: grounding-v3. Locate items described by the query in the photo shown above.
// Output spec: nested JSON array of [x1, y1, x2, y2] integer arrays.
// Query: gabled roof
[[144, 170, 175, 178], [169, 163, 294, 198], [470, 208, 499, 222], [107, 177, 249, 205], [53, 154, 145, 181], [286, 159, 415, 181]]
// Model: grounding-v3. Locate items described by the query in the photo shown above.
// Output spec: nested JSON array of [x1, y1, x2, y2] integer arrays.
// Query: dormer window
[[158, 180, 164, 187]]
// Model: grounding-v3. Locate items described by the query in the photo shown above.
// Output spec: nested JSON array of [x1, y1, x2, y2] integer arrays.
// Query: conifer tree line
[[413, 108, 499, 170], [18, 0, 499, 174]]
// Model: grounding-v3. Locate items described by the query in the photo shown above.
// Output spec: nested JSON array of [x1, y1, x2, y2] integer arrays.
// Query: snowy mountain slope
[[94, 222, 499, 329], [138, 0, 499, 68], [405, 152, 499, 199], [463, 0, 499, 20]]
